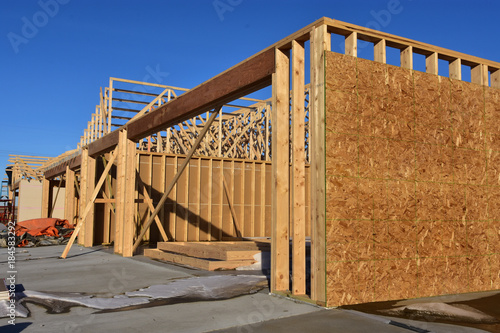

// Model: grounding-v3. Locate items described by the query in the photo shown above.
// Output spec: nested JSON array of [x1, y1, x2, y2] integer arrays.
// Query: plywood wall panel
[[325, 50, 500, 306], [136, 153, 279, 243]]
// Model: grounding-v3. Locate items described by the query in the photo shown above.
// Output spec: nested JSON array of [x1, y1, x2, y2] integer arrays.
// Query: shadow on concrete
[[0, 322, 32, 333]]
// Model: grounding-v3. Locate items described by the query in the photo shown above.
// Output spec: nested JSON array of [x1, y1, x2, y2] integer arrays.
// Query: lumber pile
[[144, 241, 270, 271]]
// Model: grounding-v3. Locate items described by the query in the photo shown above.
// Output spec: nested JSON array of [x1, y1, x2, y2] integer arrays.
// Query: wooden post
[[401, 46, 413, 69], [426, 52, 438, 75], [79, 148, 96, 247], [271, 47, 290, 292], [115, 130, 136, 257], [291, 40, 306, 295], [492, 69, 500, 89], [471, 64, 489, 86], [41, 177, 50, 218], [64, 166, 76, 224], [374, 39, 386, 64], [345, 32, 357, 57], [310, 25, 330, 305], [450, 59, 462, 80]]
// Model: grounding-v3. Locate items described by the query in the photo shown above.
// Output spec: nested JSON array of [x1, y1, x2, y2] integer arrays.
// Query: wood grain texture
[[325, 51, 500, 307]]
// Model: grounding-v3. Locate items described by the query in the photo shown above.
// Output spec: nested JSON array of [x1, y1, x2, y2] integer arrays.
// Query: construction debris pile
[[0, 218, 74, 248]]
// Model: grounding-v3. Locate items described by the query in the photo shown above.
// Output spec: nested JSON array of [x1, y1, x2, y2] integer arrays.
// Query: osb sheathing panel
[[325, 51, 500, 307]]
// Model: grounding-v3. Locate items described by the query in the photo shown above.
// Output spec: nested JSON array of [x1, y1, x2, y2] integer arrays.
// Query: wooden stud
[[471, 64, 489, 86], [271, 47, 290, 292], [102, 155, 111, 243], [64, 166, 76, 224], [310, 25, 330, 305], [78, 149, 89, 245], [292, 40, 306, 295], [401, 46, 413, 69], [222, 173, 242, 238], [121, 135, 137, 257], [492, 69, 500, 89], [83, 153, 96, 247], [250, 162, 256, 237], [239, 161, 245, 236], [160, 154, 166, 238], [41, 177, 50, 218], [260, 163, 266, 237], [108, 78, 113, 133], [207, 158, 213, 240], [426, 52, 439, 75], [450, 59, 462, 80], [374, 39, 386, 64], [345, 32, 357, 57]]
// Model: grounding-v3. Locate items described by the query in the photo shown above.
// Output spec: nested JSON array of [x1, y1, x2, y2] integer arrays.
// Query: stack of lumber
[[144, 241, 270, 270]]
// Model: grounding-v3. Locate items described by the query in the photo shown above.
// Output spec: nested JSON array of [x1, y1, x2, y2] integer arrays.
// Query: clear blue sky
[[1, 0, 499, 177]]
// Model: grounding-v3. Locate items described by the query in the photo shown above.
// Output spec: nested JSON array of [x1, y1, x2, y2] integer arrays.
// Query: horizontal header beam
[[127, 48, 275, 141]]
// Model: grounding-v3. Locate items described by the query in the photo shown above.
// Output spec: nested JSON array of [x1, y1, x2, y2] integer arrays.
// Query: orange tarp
[[15, 218, 74, 237]]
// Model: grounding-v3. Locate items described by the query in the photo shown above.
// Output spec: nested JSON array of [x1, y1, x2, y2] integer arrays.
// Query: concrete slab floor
[[0, 245, 319, 332], [0, 245, 495, 333]]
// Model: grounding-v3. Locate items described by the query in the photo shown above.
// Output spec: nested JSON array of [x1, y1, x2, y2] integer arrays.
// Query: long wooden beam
[[126, 49, 274, 141], [44, 154, 82, 179]]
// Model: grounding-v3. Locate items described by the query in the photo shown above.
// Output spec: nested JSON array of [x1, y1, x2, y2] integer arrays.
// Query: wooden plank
[[222, 173, 242, 238], [95, 198, 116, 204], [401, 46, 413, 69], [61, 148, 117, 259], [471, 64, 489, 86], [492, 69, 500, 88], [374, 39, 386, 64], [64, 166, 76, 224], [131, 110, 220, 253], [345, 32, 357, 57], [122, 136, 137, 257], [309, 25, 330, 305], [114, 131, 126, 254], [159, 154, 166, 239], [271, 47, 290, 292], [144, 249, 255, 271], [239, 161, 245, 236], [41, 178, 50, 218], [83, 154, 96, 247], [450, 59, 462, 80], [426, 52, 438, 75], [250, 162, 256, 237], [78, 149, 89, 245], [157, 242, 260, 261], [102, 153, 113, 244], [291, 39, 306, 295]]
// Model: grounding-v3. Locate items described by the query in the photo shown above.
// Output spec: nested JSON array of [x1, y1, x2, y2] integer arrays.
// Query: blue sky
[[1, 0, 499, 179]]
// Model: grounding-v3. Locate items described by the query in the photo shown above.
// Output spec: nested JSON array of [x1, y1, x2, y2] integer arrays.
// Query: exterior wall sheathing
[[325, 51, 500, 306]]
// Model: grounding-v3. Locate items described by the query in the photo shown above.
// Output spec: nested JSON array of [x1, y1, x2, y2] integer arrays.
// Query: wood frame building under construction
[[18, 17, 500, 307]]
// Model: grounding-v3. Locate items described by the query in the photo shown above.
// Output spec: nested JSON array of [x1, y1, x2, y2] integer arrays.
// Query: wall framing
[[38, 17, 500, 307]]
